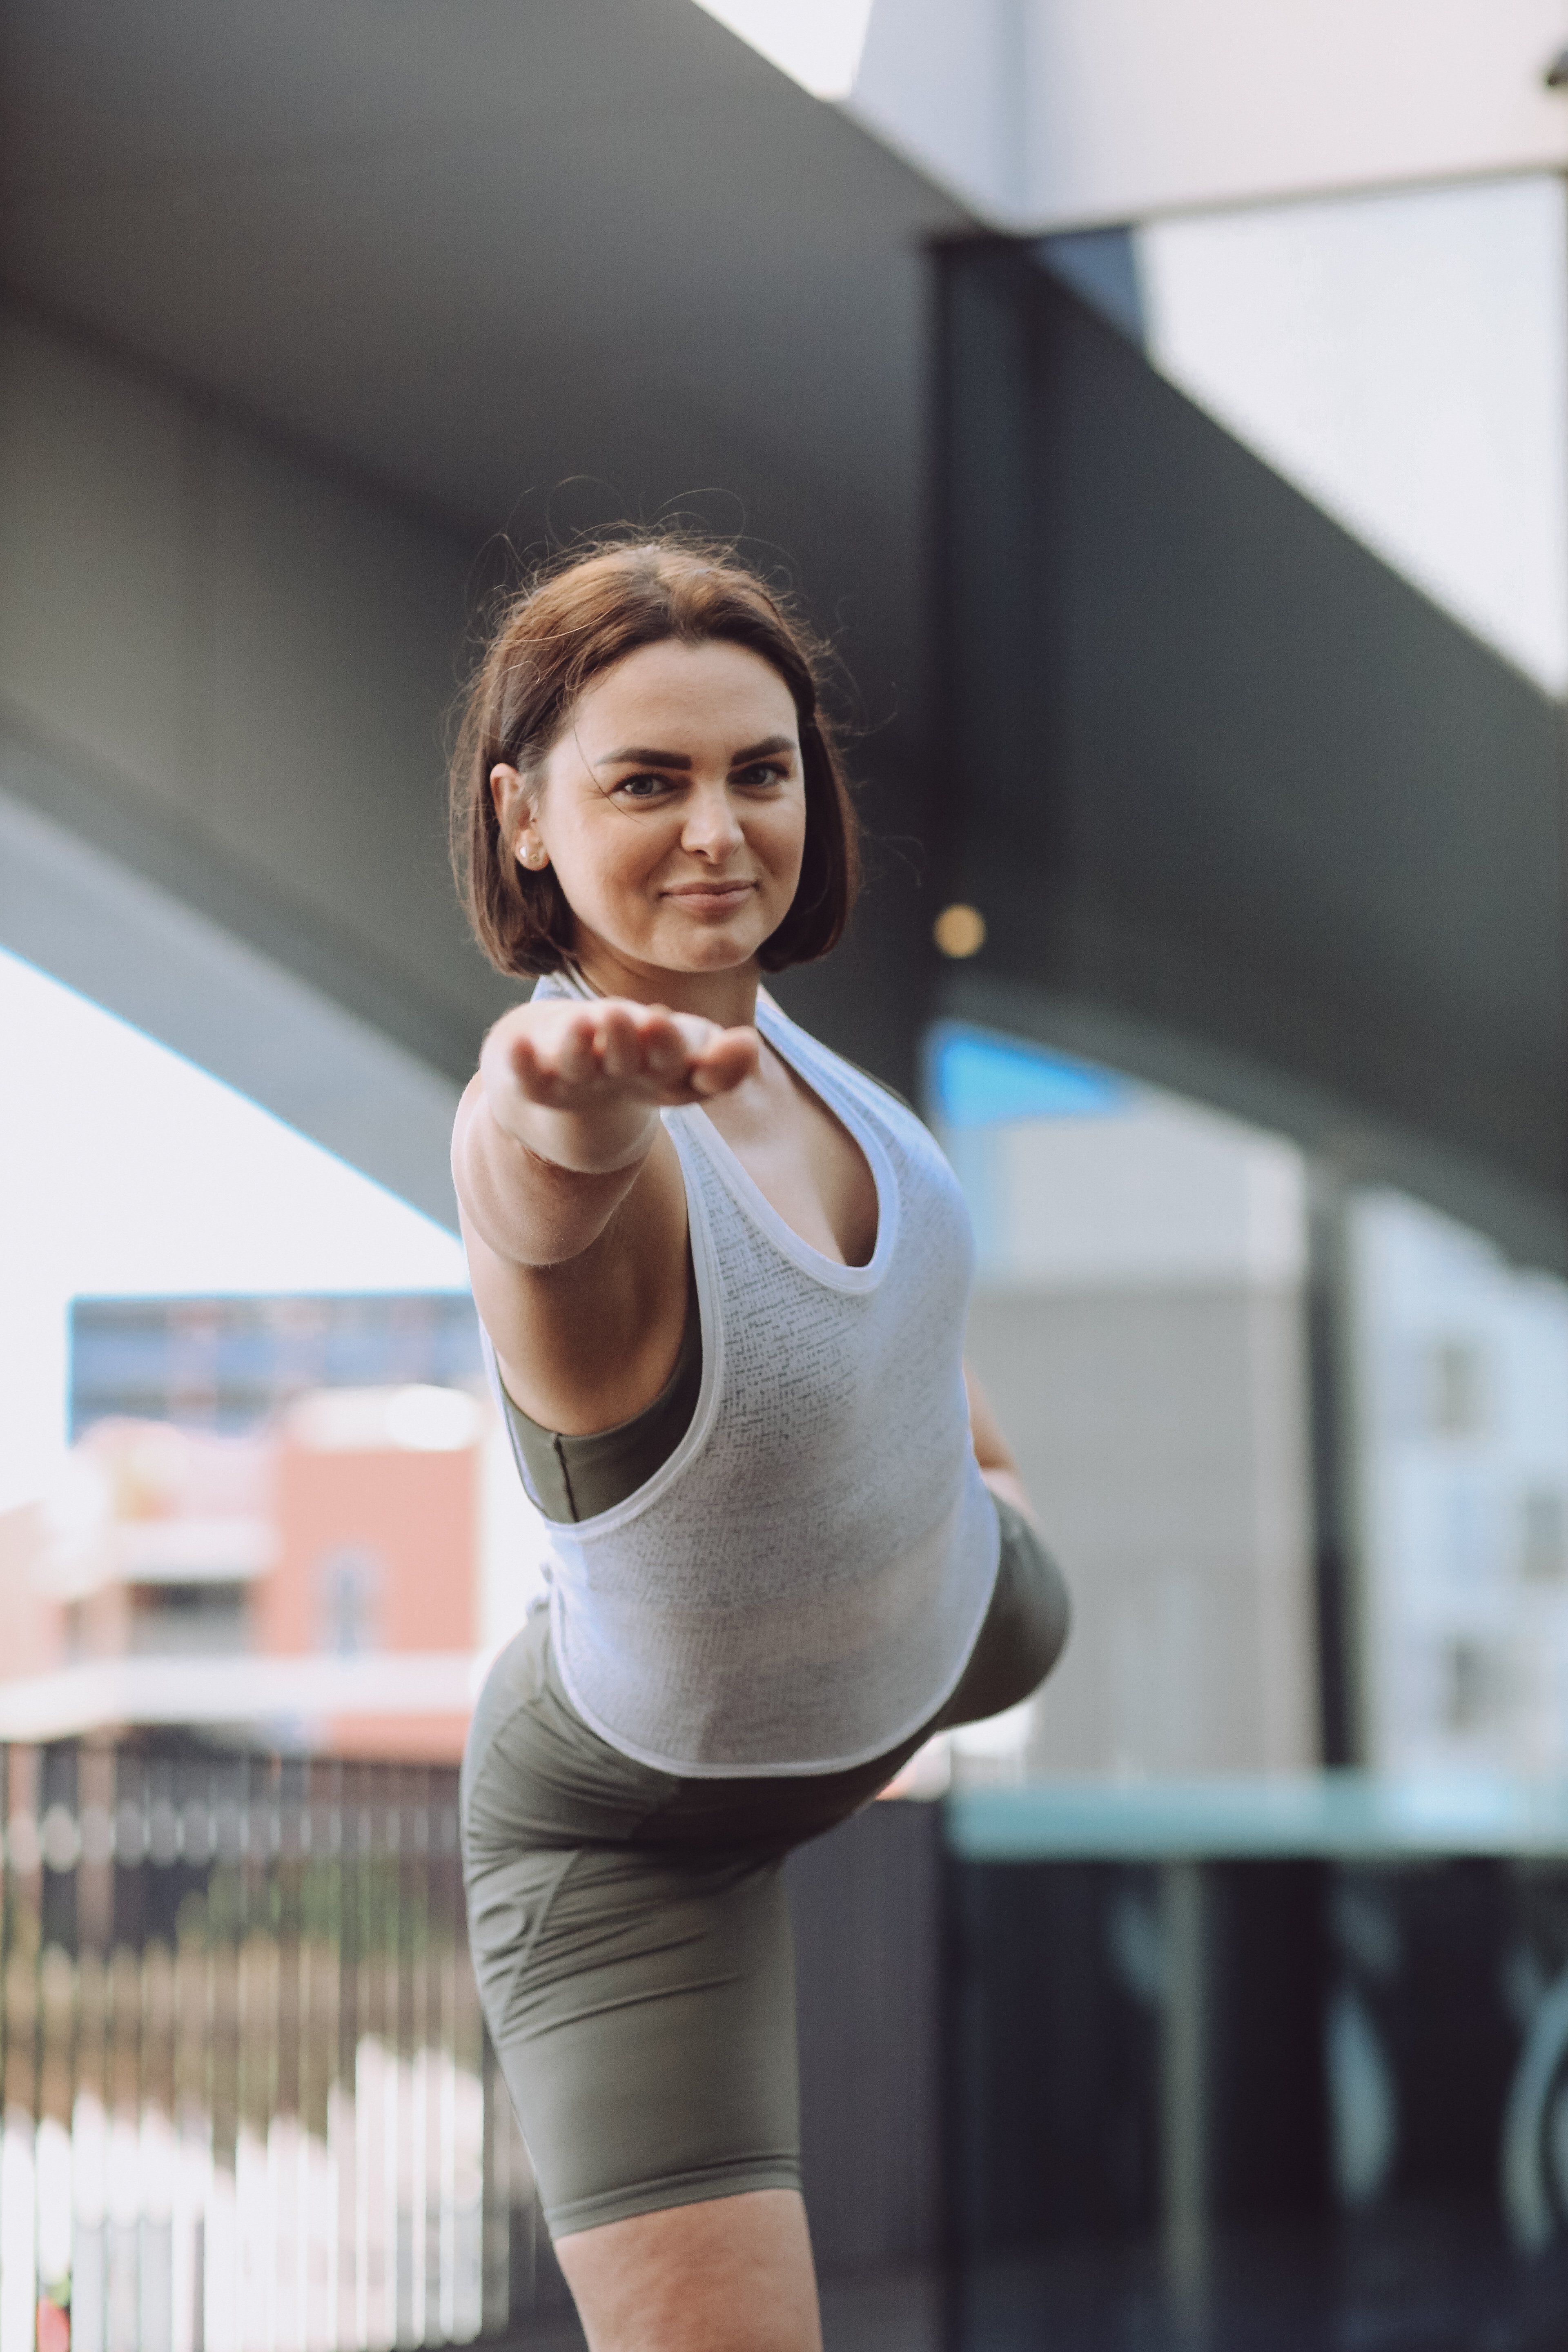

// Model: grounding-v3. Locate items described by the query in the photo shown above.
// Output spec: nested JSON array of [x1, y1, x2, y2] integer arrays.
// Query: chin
[[651, 913, 774, 971], [668, 933, 760, 973]]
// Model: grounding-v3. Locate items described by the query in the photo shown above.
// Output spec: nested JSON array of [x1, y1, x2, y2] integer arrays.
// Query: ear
[[490, 763, 547, 871]]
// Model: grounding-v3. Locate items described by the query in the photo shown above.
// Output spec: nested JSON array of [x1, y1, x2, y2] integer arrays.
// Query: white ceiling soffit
[[836, 0, 1568, 231], [1140, 176, 1568, 696], [690, 1, 875, 99]]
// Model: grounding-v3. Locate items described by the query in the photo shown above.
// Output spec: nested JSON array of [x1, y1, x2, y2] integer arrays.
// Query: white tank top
[[482, 972, 999, 1776]]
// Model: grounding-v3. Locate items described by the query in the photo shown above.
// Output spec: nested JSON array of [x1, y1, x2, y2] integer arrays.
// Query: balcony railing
[[0, 1744, 543, 2352]]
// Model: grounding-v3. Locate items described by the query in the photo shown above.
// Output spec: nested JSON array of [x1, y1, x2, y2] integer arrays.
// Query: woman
[[452, 539, 1068, 2352]]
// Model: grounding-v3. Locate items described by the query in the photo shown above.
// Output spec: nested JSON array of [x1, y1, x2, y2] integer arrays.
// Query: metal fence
[[0, 1745, 542, 2352]]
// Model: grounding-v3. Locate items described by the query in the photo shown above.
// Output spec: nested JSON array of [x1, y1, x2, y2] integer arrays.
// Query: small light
[[934, 903, 987, 959]]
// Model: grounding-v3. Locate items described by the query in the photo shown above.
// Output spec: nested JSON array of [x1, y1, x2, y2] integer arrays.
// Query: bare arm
[[452, 996, 756, 1432], [964, 1364, 1036, 1526], [456, 997, 756, 1262]]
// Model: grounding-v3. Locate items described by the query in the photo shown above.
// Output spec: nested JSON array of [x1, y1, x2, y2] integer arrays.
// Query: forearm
[[453, 996, 751, 1274], [452, 1001, 670, 1267], [452, 1086, 649, 1268]]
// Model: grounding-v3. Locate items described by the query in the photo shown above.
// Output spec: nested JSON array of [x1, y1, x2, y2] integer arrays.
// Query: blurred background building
[[7, 1, 1568, 2345], [935, 1025, 1318, 1782], [3, 1291, 530, 1761]]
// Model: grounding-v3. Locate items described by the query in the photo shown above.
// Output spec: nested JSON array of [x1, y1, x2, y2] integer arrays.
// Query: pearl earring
[[519, 843, 547, 870]]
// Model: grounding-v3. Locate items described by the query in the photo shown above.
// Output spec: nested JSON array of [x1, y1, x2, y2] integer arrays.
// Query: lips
[[662, 882, 756, 908]]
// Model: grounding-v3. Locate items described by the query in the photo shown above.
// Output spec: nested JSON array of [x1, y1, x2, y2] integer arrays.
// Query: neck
[[570, 938, 764, 1029]]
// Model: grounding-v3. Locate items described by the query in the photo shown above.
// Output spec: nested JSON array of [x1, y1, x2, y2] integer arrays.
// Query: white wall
[[947, 1089, 1318, 1776], [967, 1283, 1319, 1776]]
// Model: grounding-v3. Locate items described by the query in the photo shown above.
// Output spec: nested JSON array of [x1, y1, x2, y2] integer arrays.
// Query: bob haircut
[[450, 537, 862, 978]]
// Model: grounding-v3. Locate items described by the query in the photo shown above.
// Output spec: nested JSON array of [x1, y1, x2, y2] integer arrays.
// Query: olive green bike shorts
[[459, 1496, 1067, 2240]]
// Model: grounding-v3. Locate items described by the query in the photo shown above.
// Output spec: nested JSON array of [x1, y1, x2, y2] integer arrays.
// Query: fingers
[[506, 1000, 754, 1106], [687, 1026, 759, 1098], [550, 1009, 601, 1086], [506, 1005, 597, 1099], [593, 1002, 647, 1080], [649, 1010, 758, 1098], [591, 1003, 699, 1091]]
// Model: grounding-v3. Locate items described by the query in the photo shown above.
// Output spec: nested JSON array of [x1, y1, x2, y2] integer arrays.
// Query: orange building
[[0, 1381, 543, 1762], [259, 1388, 483, 1760]]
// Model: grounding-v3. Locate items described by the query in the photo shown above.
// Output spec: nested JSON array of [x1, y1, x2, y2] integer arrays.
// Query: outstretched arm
[[452, 995, 755, 1433], [455, 996, 756, 1265]]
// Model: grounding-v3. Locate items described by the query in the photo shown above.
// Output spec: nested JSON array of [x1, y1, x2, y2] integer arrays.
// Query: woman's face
[[493, 637, 807, 988]]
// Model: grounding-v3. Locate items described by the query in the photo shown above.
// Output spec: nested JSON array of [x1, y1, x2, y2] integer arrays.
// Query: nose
[[680, 780, 745, 861]]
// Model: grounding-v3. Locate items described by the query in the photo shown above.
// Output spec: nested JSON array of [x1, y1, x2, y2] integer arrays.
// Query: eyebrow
[[599, 735, 796, 771]]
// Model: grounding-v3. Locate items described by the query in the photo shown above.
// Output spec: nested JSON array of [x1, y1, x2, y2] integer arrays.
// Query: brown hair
[[450, 537, 862, 976]]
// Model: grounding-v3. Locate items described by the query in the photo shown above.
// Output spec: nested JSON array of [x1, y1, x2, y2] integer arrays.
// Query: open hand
[[485, 996, 758, 1124]]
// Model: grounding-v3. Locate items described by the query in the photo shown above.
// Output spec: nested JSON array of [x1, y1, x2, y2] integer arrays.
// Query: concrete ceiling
[[0, 0, 964, 691]]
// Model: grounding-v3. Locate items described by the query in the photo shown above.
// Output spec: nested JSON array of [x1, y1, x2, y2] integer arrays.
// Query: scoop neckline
[[678, 998, 898, 1293], [535, 968, 898, 1292]]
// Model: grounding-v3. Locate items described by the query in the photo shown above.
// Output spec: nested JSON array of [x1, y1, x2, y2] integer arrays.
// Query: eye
[[612, 771, 676, 801], [734, 761, 789, 788]]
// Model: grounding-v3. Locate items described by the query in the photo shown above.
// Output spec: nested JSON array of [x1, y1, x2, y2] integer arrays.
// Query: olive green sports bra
[[500, 1265, 702, 1523]]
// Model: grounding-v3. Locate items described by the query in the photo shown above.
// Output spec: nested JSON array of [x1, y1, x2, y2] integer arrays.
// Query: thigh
[[480, 1838, 801, 2238], [461, 1615, 803, 2240]]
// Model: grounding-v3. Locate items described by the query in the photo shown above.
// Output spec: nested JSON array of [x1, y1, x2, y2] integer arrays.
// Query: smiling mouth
[[662, 881, 756, 904]]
